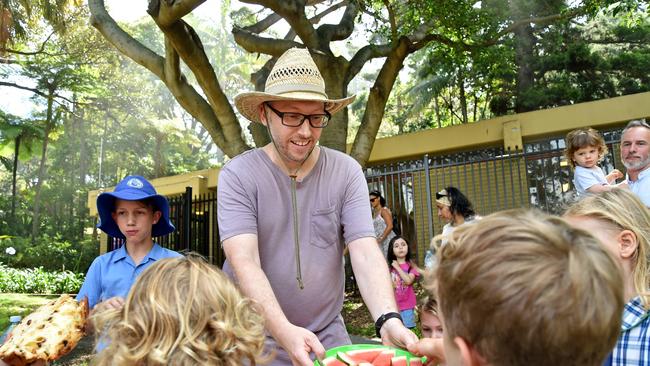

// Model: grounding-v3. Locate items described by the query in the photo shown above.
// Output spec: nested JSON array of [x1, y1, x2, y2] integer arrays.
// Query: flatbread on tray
[[0, 294, 88, 366]]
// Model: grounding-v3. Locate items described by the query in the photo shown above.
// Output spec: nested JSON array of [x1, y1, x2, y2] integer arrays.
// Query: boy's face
[[572, 145, 599, 169], [112, 199, 161, 244], [420, 311, 443, 339]]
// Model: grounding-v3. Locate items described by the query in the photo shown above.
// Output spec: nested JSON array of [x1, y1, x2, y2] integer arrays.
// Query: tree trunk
[[457, 66, 468, 124], [31, 88, 54, 242], [434, 97, 441, 128], [514, 23, 535, 113], [11, 135, 20, 220]]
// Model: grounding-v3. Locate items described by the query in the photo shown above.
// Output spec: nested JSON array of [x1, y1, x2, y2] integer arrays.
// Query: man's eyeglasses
[[265, 103, 331, 128]]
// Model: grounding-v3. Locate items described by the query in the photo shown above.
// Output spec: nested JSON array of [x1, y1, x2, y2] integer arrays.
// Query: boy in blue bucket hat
[[77, 175, 182, 313]]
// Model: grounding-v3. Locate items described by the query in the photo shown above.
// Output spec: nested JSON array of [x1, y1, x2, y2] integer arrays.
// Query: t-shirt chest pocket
[[310, 206, 340, 248]]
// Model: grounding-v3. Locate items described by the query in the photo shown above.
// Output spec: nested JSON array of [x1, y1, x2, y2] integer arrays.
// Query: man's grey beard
[[623, 155, 650, 171]]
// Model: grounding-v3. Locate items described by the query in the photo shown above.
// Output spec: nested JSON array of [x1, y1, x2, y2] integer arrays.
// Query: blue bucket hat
[[96, 175, 175, 239]]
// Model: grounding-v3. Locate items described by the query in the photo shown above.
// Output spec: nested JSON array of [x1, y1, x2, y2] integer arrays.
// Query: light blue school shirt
[[627, 168, 650, 207], [76, 243, 182, 309]]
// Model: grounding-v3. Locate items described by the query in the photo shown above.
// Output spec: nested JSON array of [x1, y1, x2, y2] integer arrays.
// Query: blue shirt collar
[[111, 243, 164, 264], [621, 296, 650, 331], [627, 167, 650, 183]]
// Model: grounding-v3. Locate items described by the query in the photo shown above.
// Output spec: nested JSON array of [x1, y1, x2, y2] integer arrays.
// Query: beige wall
[[365, 91, 650, 163]]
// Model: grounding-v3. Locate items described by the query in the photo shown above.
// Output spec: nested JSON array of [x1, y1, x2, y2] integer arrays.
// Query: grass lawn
[[0, 293, 58, 330]]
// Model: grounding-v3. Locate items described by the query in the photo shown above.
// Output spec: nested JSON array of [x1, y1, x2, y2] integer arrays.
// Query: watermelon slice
[[346, 348, 383, 363], [409, 357, 423, 366], [390, 356, 408, 366], [337, 351, 359, 365], [371, 350, 395, 366], [322, 356, 348, 366]]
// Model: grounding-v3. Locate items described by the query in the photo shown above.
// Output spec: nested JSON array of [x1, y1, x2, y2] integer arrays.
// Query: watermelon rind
[[313, 344, 421, 366]]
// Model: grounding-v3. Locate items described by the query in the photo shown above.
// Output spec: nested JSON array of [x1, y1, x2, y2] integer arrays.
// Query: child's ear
[[455, 337, 488, 366], [618, 229, 638, 260], [153, 210, 162, 224]]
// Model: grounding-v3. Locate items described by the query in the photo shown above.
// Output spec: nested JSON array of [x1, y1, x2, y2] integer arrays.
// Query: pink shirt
[[391, 262, 419, 311]]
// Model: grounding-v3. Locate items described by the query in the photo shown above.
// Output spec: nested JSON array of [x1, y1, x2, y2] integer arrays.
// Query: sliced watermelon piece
[[322, 356, 348, 366], [346, 348, 384, 363], [337, 351, 359, 365], [390, 355, 408, 366], [358, 363, 374, 366], [409, 357, 423, 366], [371, 350, 395, 366]]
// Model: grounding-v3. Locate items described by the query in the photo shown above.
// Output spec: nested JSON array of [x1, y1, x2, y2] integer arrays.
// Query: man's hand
[[407, 338, 446, 366], [276, 324, 326, 366], [380, 317, 418, 349]]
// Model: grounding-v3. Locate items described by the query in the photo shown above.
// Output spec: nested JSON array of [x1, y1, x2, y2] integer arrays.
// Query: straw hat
[[234, 47, 356, 123]]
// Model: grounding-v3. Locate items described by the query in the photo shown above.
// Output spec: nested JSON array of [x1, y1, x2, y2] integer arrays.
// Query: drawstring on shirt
[[290, 175, 304, 289]]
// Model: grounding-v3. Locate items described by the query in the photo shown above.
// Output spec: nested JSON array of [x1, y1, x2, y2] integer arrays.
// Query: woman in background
[[435, 186, 477, 246], [370, 190, 396, 258]]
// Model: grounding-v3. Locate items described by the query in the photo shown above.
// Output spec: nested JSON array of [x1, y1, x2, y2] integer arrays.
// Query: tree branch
[[474, 6, 589, 48], [346, 44, 393, 85], [0, 81, 77, 105], [243, 0, 320, 47], [156, 17, 250, 154], [233, 26, 301, 56], [147, 0, 206, 28], [88, 0, 165, 78], [317, 1, 357, 44], [242, 12, 283, 34], [0, 31, 58, 56], [351, 37, 411, 166]]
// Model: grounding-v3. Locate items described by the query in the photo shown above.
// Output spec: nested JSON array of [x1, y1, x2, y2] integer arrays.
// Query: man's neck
[[627, 165, 649, 182], [264, 145, 321, 180]]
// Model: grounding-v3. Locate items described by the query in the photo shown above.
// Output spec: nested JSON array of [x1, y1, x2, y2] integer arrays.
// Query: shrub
[[0, 263, 84, 294], [0, 235, 97, 273]]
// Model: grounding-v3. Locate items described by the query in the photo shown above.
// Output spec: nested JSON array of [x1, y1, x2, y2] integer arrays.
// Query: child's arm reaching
[[605, 169, 623, 184], [586, 184, 614, 193]]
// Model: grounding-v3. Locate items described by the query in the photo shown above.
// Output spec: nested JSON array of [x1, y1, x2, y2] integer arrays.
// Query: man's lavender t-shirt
[[217, 147, 375, 335]]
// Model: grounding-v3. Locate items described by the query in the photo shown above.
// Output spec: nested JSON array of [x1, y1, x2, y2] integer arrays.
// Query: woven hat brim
[[235, 91, 356, 124]]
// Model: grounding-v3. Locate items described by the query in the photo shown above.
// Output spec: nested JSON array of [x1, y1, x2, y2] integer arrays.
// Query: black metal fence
[[108, 125, 625, 284]]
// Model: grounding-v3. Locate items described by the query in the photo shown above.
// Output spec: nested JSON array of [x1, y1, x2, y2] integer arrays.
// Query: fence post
[[423, 154, 434, 241], [183, 186, 192, 251]]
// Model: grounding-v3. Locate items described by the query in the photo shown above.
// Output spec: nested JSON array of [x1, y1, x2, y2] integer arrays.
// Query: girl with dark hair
[[369, 190, 395, 257], [435, 186, 478, 246], [387, 235, 419, 329]]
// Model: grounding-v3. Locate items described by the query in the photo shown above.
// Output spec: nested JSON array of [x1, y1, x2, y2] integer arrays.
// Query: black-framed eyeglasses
[[265, 103, 331, 128], [370, 197, 377, 202]]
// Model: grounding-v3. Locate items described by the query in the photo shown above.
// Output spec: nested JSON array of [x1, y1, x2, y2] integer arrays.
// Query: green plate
[[314, 344, 424, 365]]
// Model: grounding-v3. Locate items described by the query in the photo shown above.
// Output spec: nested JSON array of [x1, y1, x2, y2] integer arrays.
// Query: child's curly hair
[[564, 127, 608, 169], [91, 254, 268, 366]]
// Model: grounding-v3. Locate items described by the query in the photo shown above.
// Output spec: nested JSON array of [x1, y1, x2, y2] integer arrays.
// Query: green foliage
[[0, 263, 84, 294], [0, 235, 96, 273]]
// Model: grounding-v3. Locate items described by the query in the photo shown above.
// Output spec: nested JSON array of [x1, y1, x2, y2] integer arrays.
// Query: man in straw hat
[[217, 47, 417, 365]]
